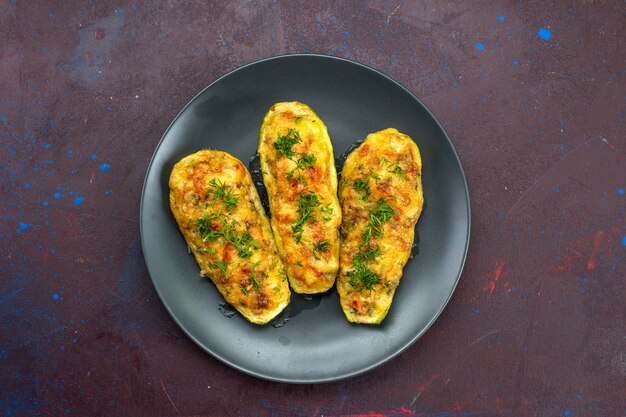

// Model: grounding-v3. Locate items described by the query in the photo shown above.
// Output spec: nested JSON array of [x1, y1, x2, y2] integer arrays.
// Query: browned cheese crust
[[337, 128, 424, 323], [169, 150, 290, 324], [259, 102, 341, 294]]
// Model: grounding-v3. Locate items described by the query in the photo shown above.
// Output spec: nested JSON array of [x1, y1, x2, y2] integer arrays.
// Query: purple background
[[1, 1, 624, 416]]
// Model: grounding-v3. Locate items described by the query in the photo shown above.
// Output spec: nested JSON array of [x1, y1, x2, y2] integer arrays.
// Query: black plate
[[140, 54, 470, 383]]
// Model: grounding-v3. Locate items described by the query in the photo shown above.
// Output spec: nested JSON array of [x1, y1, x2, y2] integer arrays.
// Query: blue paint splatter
[[104, 189, 112, 195], [72, 338, 77, 344], [91, 154, 97, 160], [48, 12, 55, 18], [564, 411, 571, 416], [554, 188, 561, 193], [498, 16, 505, 22], [513, 59, 519, 65], [52, 293, 59, 300], [24, 183, 30, 188], [43, 201, 49, 207], [537, 28, 552, 40], [476, 43, 485, 51], [49, 119, 56, 128], [59, 345, 64, 350], [622, 235, 626, 246], [453, 82, 459, 87], [54, 192, 61, 199], [511, 287, 517, 293], [67, 150, 72, 156], [99, 163, 110, 171], [1, 114, 7, 125], [19, 222, 29, 230], [106, 106, 113, 112], [618, 188, 624, 195], [74, 197, 85, 205]]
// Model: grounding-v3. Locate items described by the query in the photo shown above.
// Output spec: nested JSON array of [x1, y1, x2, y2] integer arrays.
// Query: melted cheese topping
[[259, 102, 341, 293], [169, 150, 290, 324], [337, 128, 424, 323]]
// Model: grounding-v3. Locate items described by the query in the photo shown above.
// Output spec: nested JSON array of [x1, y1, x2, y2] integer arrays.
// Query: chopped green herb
[[367, 199, 395, 238], [208, 178, 238, 209], [249, 261, 261, 293], [296, 261, 303, 267], [208, 260, 230, 277], [354, 244, 381, 264], [348, 199, 395, 291], [240, 286, 248, 295], [379, 157, 390, 166], [322, 216, 332, 222], [388, 162, 405, 178], [295, 117, 303, 123], [194, 213, 258, 258], [198, 247, 216, 255], [353, 178, 371, 199], [287, 153, 316, 182], [311, 239, 331, 260], [187, 245, 192, 254], [370, 170, 380, 181], [273, 128, 302, 159], [291, 192, 321, 243], [347, 263, 381, 290], [320, 204, 333, 214]]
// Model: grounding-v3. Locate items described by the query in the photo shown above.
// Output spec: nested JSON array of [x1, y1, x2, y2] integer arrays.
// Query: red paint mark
[[483, 344, 505, 361], [483, 259, 506, 298], [415, 373, 440, 392], [586, 230, 604, 270], [549, 228, 618, 273], [339, 410, 416, 417], [502, 280, 510, 290], [94, 28, 105, 40], [495, 396, 505, 415]]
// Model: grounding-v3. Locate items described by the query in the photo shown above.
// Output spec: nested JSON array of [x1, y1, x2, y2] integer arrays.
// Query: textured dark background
[[1, 1, 624, 416]]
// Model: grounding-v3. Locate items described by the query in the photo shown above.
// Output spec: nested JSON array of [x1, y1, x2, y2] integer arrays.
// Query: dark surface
[[140, 55, 470, 383], [1, 1, 624, 416]]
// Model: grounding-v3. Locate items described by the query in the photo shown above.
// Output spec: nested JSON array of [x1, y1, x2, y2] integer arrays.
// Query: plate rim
[[139, 53, 471, 384]]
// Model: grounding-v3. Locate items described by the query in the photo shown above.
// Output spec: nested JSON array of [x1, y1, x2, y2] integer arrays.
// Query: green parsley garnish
[[291, 192, 321, 243], [295, 117, 303, 123], [273, 128, 302, 159]]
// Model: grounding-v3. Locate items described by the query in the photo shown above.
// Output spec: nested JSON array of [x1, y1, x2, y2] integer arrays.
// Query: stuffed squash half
[[169, 150, 290, 324], [258, 102, 341, 294], [337, 128, 424, 324]]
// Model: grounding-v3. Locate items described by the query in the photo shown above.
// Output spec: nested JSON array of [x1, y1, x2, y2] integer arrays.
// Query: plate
[[140, 54, 470, 383]]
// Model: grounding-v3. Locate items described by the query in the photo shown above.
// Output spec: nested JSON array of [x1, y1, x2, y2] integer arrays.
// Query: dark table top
[[1, 1, 624, 416]]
